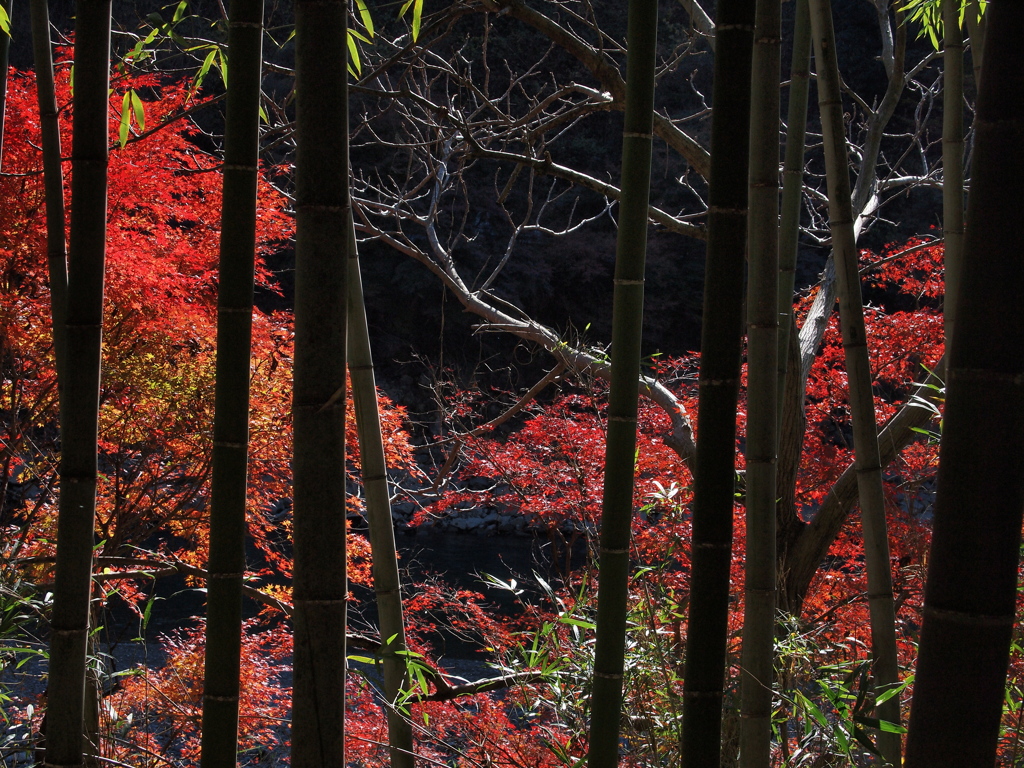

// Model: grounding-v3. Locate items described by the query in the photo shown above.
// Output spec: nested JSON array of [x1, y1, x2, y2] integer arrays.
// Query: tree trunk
[[200, 0, 264, 765], [679, 0, 754, 763], [738, 0, 780, 765], [346, 217, 415, 768], [291, 0, 349, 765], [31, 0, 69, 388], [808, 0, 901, 760], [904, 5, 1024, 764], [44, 1, 111, 766], [586, 1, 657, 766]]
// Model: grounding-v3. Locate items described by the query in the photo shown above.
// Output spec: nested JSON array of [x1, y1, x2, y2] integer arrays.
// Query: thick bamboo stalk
[[200, 0, 264, 765], [291, 0, 349, 765], [808, 0, 901, 762], [586, 1, 657, 766], [942, 0, 964, 345], [905, 8, 1024, 763], [346, 218, 415, 768], [0, 0, 10, 167], [45, 1, 111, 766], [965, 0, 985, 89], [679, 0, 754, 763], [776, 0, 810, 424], [31, 0, 69, 388], [738, 0, 780, 765]]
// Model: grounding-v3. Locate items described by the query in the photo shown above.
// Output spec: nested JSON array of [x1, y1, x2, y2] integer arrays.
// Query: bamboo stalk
[[776, 0, 810, 424], [346, 217, 415, 768], [679, 0, 754, 763], [905, 8, 1024, 763], [30, 0, 69, 388], [942, 0, 964, 346], [200, 0, 264, 765], [808, 0, 902, 762], [586, 1, 657, 766], [738, 0, 781, 764], [45, 1, 112, 766], [291, 0, 349, 764]]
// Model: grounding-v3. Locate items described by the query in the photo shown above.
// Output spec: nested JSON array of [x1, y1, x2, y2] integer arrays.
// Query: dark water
[[100, 528, 589, 659]]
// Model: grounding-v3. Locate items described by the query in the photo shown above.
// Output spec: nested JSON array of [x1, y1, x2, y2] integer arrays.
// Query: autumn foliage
[[2, 55, 1024, 768]]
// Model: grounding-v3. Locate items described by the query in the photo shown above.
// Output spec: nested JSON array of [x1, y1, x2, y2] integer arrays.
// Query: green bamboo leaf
[[172, 0, 188, 24], [130, 90, 146, 132], [195, 48, 217, 90], [355, 0, 374, 36], [349, 27, 372, 44], [794, 690, 829, 729], [559, 616, 597, 630], [0, 4, 11, 36], [217, 48, 228, 87], [346, 654, 378, 664], [346, 31, 362, 75], [412, 0, 423, 41], [119, 92, 132, 148]]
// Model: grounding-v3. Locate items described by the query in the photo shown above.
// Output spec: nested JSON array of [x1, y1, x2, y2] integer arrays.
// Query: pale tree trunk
[[809, 0, 901, 761], [44, 1, 111, 767], [738, 0, 780, 765], [291, 0, 349, 764], [679, 0, 754, 763], [346, 218, 414, 768], [200, 0, 264, 765], [905, 4, 1024, 764], [586, 1, 657, 766], [31, 0, 69, 388]]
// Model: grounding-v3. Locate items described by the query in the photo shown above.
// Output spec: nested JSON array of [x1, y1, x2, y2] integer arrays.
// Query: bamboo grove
[[0, 0, 1022, 766]]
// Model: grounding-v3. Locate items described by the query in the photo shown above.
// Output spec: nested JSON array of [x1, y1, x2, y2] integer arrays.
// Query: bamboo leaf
[[346, 31, 361, 75], [355, 0, 374, 36], [130, 90, 145, 132], [119, 92, 132, 148]]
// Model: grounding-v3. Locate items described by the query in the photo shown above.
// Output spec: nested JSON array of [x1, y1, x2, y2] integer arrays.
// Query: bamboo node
[[374, 587, 401, 596], [594, 671, 623, 680], [613, 278, 644, 285], [922, 605, 1013, 626], [622, 131, 653, 140], [684, 689, 722, 699], [601, 547, 629, 555], [349, 363, 374, 371], [218, 306, 252, 314], [213, 441, 246, 449], [208, 572, 245, 579], [607, 416, 636, 423], [222, 163, 258, 172], [51, 627, 87, 636], [854, 464, 882, 474], [229, 21, 262, 29], [948, 367, 1024, 386], [204, 694, 240, 703], [363, 474, 387, 482]]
